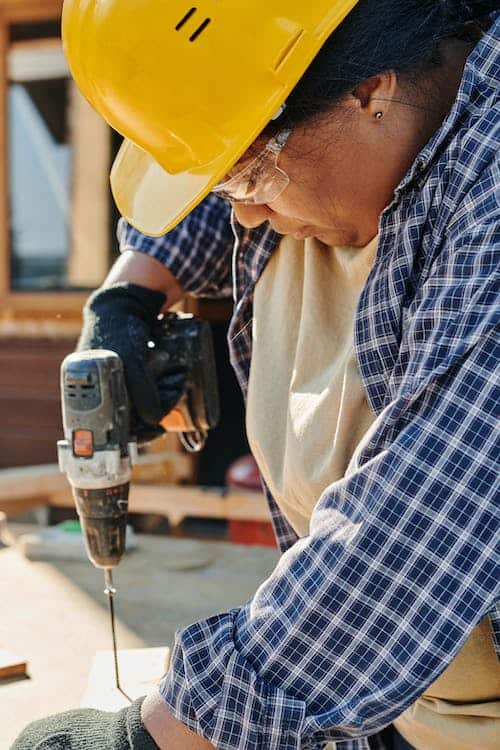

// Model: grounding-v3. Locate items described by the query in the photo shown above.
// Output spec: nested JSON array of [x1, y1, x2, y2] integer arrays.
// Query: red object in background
[[226, 454, 261, 490], [227, 519, 277, 547], [226, 455, 277, 548]]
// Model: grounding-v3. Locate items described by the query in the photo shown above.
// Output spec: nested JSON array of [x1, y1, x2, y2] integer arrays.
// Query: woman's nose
[[232, 202, 272, 228]]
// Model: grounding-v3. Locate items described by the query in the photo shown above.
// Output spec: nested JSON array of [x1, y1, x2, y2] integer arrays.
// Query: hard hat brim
[[111, 138, 231, 237]]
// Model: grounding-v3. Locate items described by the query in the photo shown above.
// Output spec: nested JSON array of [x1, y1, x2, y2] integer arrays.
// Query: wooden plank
[[132, 431, 193, 485], [0, 464, 67, 499], [0, 11, 9, 303], [81, 648, 170, 711], [68, 81, 110, 288], [0, 649, 27, 679], [0, 464, 269, 524], [0, 1, 62, 24], [52, 484, 269, 526], [0, 459, 192, 507], [0, 319, 81, 337], [3, 291, 87, 316], [129, 485, 269, 525], [0, 494, 50, 514]]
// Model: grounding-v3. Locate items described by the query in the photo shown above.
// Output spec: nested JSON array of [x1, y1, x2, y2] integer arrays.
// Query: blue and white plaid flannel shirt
[[119, 16, 500, 750]]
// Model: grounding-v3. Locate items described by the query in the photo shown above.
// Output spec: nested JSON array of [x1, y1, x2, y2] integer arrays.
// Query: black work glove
[[10, 697, 159, 750], [78, 282, 186, 444]]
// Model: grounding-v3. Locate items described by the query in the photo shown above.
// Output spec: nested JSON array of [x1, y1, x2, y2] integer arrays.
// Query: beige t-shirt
[[247, 234, 377, 537], [246, 234, 500, 750]]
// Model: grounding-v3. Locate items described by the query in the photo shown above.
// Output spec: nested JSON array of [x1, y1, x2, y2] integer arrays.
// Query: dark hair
[[283, 0, 498, 127]]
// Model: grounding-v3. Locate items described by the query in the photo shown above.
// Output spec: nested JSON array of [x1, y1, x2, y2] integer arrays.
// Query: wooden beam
[[0, 11, 9, 304], [0, 317, 81, 337], [0, 464, 67, 499], [0, 494, 51, 514], [0, 649, 27, 680], [0, 464, 67, 513], [0, 464, 269, 526], [68, 81, 110, 288], [0, 1, 62, 24], [52, 484, 269, 527], [0, 456, 193, 501], [2, 291, 88, 316]]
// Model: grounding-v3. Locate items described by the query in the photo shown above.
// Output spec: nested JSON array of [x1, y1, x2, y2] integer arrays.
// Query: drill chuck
[[73, 484, 129, 569]]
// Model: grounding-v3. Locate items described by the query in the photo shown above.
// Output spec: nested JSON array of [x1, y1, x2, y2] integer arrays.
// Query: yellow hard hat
[[62, 0, 358, 235]]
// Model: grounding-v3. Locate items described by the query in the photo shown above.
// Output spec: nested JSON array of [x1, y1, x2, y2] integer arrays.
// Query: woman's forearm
[[141, 692, 215, 750], [103, 250, 185, 312]]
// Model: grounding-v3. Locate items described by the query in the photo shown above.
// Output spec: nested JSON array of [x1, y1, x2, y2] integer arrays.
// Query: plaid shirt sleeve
[[159, 221, 499, 749], [118, 193, 234, 298]]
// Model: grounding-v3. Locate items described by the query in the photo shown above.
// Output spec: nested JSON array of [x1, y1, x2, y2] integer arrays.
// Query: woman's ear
[[349, 71, 398, 120]]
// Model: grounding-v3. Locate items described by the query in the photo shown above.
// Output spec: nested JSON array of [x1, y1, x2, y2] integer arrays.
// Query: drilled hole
[[175, 7, 196, 31], [190, 18, 211, 42]]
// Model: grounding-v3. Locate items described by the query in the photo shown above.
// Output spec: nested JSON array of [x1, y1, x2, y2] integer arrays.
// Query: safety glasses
[[212, 128, 292, 205]]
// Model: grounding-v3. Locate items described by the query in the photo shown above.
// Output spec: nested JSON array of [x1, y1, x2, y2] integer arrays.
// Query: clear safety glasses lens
[[213, 129, 292, 205]]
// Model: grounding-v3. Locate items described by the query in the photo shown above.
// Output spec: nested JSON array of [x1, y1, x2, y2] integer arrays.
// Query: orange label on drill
[[73, 429, 94, 457], [160, 408, 189, 431]]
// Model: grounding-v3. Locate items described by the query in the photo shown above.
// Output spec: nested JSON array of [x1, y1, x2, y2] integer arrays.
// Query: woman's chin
[[292, 229, 314, 240], [311, 229, 351, 246]]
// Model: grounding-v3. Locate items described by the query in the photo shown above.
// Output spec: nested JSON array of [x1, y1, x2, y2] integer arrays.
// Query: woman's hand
[[141, 692, 216, 749], [77, 280, 187, 444], [11, 698, 159, 749]]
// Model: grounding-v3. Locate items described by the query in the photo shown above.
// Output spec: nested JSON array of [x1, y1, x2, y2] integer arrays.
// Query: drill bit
[[103, 569, 131, 700]]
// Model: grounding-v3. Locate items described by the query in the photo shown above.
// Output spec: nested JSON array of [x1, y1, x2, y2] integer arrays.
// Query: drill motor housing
[[58, 350, 133, 569], [58, 312, 220, 570], [151, 313, 220, 446]]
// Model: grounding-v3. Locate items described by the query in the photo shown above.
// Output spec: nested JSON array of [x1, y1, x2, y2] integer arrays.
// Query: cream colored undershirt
[[247, 234, 377, 537], [246, 234, 500, 750]]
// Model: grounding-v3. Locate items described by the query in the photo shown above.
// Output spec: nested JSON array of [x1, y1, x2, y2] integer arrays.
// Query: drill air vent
[[64, 362, 101, 411]]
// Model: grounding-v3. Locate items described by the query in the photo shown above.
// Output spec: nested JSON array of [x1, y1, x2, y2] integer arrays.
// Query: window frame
[[0, 0, 100, 322]]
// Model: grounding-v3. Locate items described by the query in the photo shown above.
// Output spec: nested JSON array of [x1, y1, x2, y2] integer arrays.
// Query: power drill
[[57, 312, 219, 691]]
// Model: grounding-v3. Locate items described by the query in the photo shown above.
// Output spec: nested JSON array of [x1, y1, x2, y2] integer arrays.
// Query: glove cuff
[[10, 697, 159, 750], [125, 698, 160, 749], [85, 283, 166, 322]]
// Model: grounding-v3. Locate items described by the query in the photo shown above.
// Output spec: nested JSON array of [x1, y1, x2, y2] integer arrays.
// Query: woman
[[13, 2, 499, 749]]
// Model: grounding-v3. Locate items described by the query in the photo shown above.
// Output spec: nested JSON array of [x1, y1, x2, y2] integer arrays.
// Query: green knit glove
[[10, 698, 159, 750]]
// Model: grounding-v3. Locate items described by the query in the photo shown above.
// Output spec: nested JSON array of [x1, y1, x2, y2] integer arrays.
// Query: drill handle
[[146, 313, 220, 440]]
